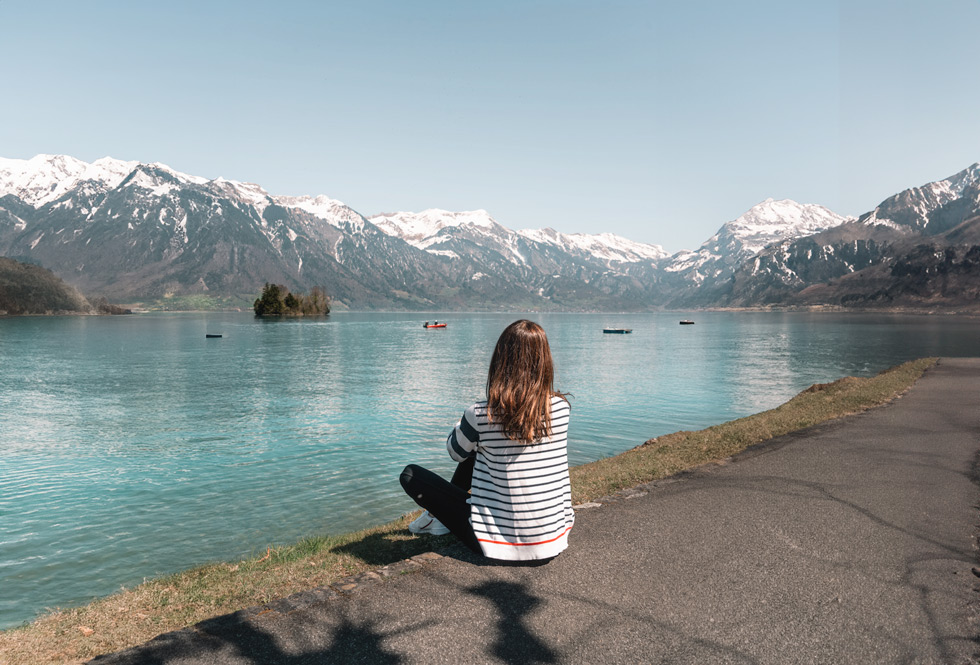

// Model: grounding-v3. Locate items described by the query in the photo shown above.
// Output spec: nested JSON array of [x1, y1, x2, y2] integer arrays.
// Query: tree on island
[[253, 283, 330, 317], [91, 296, 133, 315]]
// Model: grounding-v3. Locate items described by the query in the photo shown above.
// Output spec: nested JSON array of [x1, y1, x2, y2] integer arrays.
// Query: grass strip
[[568, 357, 937, 503], [0, 357, 937, 664]]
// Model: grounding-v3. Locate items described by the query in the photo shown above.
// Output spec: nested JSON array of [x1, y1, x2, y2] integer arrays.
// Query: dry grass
[[0, 357, 936, 664], [0, 515, 454, 665]]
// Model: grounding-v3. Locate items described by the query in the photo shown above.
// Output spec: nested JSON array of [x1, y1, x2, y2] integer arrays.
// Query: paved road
[[92, 358, 980, 664]]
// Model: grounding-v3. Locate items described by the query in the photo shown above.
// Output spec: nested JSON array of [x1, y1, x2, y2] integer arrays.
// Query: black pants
[[400, 456, 481, 554]]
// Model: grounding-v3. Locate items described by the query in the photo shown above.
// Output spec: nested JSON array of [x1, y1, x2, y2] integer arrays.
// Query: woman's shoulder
[[464, 400, 490, 416], [550, 394, 570, 415]]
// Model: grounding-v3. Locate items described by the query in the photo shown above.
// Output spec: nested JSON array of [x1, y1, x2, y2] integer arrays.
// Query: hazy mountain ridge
[[371, 208, 670, 264], [0, 154, 978, 310]]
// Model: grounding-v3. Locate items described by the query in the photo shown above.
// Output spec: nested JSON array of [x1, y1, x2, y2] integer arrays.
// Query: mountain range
[[0, 154, 978, 311]]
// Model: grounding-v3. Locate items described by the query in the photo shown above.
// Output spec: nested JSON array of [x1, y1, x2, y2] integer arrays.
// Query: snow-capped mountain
[[859, 163, 980, 234], [369, 209, 518, 262], [367, 206, 666, 306], [0, 156, 461, 307], [518, 228, 668, 263], [712, 198, 850, 255], [658, 198, 849, 303], [2, 154, 978, 311], [726, 221, 903, 306], [366, 207, 675, 307], [0, 154, 139, 206], [0, 155, 674, 308], [723, 164, 980, 307], [371, 208, 669, 264], [278, 195, 368, 231], [370, 209, 498, 245]]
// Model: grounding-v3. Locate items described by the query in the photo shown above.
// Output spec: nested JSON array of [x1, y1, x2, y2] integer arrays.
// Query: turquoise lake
[[1, 311, 978, 628]]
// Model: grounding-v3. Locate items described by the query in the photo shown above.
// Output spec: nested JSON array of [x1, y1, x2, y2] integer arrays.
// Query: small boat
[[205, 333, 223, 338], [603, 328, 632, 334], [679, 320, 695, 325], [423, 322, 447, 329]]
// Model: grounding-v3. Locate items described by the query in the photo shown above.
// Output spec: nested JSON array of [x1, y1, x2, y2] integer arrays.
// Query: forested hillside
[[0, 257, 92, 314]]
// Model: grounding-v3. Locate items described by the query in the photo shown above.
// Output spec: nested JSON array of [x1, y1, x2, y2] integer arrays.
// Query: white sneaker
[[408, 510, 450, 535]]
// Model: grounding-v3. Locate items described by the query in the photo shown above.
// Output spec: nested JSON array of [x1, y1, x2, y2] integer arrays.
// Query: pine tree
[[253, 283, 286, 317]]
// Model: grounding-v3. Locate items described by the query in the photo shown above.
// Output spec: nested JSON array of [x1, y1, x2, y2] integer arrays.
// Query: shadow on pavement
[[91, 607, 422, 665], [469, 580, 560, 665]]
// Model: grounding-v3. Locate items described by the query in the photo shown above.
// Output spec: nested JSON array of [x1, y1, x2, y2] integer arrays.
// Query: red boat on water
[[423, 321, 447, 329]]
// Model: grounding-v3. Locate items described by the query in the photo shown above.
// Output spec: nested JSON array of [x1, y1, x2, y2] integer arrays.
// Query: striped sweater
[[447, 396, 573, 561]]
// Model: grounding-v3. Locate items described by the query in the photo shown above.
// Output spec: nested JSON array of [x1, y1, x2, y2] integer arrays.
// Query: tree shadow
[[90, 606, 429, 665], [468, 580, 559, 665]]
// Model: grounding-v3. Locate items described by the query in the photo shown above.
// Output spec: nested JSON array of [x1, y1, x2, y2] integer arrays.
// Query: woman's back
[[457, 395, 573, 561]]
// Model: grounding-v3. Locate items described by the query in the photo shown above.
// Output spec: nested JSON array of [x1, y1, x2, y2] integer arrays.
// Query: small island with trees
[[253, 283, 330, 317]]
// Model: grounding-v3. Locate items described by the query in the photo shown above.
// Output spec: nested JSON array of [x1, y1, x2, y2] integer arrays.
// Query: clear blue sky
[[2, 0, 978, 252]]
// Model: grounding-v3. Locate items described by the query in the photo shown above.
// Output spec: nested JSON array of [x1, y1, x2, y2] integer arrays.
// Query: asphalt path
[[92, 358, 980, 664]]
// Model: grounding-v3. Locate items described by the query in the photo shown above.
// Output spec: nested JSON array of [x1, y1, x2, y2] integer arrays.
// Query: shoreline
[[5, 306, 980, 317], [0, 358, 939, 664]]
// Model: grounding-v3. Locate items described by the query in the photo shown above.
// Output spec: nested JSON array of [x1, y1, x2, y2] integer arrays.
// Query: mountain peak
[[665, 199, 851, 281], [519, 227, 669, 262], [275, 194, 358, 227], [369, 208, 500, 245], [0, 154, 139, 206], [148, 162, 209, 186], [860, 162, 980, 233], [721, 199, 847, 253], [743, 197, 820, 218], [946, 162, 980, 195]]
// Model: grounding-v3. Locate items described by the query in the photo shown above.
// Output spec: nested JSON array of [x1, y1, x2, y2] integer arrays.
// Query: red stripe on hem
[[477, 526, 572, 547]]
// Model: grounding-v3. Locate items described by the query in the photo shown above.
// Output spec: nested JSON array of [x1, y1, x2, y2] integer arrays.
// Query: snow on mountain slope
[[207, 178, 273, 217], [3, 155, 670, 268], [3, 151, 978, 310], [369, 209, 497, 245], [0, 154, 363, 232], [519, 228, 668, 262], [277, 195, 366, 230], [0, 155, 221, 208], [121, 165, 185, 199], [371, 208, 668, 264], [719, 198, 849, 255], [665, 199, 847, 273], [860, 163, 980, 234], [944, 162, 980, 197], [661, 198, 848, 292], [147, 162, 209, 187], [0, 154, 138, 206]]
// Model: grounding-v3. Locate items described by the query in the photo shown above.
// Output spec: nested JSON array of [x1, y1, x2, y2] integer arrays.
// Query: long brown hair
[[486, 319, 563, 444]]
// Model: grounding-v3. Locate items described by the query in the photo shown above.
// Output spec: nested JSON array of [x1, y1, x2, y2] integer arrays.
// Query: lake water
[[1, 311, 978, 628]]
